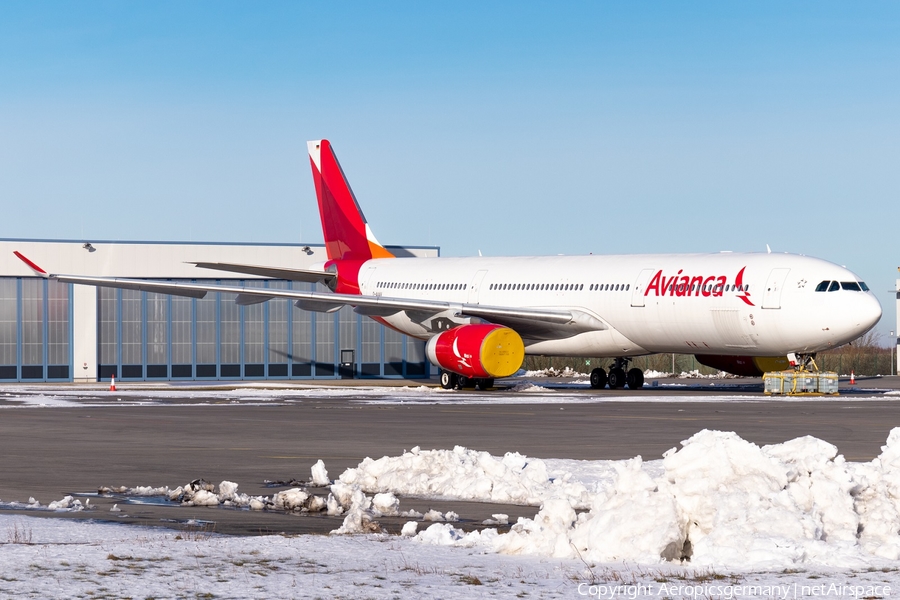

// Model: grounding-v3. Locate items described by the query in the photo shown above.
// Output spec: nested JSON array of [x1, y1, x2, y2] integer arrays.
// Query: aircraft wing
[[15, 252, 606, 341]]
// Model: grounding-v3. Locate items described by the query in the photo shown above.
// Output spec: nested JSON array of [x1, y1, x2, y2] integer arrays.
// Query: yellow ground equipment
[[763, 370, 839, 396]]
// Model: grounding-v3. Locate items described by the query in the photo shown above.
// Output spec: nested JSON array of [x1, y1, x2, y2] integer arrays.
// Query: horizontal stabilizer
[[191, 262, 336, 285]]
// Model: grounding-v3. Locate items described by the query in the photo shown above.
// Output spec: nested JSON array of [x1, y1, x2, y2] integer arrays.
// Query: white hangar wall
[[0, 239, 438, 383]]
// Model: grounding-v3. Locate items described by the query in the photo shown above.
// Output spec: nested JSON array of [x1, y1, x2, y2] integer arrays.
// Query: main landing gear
[[590, 358, 644, 390], [439, 370, 494, 391]]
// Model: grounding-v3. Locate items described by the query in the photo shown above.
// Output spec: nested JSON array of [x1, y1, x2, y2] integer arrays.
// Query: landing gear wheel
[[589, 368, 608, 390], [440, 370, 458, 390], [475, 378, 494, 391], [456, 375, 472, 390], [607, 367, 626, 389], [626, 368, 644, 389]]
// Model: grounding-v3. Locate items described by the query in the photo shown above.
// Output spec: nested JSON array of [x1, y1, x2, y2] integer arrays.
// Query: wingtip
[[13, 251, 48, 276]]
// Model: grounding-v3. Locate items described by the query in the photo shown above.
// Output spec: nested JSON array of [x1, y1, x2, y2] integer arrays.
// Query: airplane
[[14, 139, 883, 390]]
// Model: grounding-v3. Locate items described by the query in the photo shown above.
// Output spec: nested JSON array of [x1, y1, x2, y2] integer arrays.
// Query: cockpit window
[[816, 280, 868, 292]]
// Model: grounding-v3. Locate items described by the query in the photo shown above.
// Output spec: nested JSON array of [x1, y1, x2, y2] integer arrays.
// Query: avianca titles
[[14, 139, 882, 390]]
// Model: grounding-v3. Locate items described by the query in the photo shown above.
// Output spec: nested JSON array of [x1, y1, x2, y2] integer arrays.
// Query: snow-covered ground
[[1, 512, 897, 599], [4, 425, 900, 597], [3, 382, 900, 597], [0, 378, 893, 409]]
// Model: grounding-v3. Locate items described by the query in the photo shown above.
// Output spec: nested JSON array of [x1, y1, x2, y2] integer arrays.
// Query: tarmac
[[0, 375, 897, 535]]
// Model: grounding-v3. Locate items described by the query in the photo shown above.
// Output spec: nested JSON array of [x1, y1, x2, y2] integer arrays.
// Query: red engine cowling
[[426, 324, 525, 379]]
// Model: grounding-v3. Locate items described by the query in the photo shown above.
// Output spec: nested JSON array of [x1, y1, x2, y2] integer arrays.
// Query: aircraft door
[[631, 269, 656, 307], [467, 270, 488, 304], [761, 268, 790, 309], [360, 266, 376, 293]]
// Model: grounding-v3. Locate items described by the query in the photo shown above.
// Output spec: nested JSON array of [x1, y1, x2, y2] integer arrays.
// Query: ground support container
[[763, 371, 839, 396]]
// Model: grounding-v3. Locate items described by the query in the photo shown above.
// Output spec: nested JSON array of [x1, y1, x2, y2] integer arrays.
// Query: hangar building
[[0, 239, 438, 383]]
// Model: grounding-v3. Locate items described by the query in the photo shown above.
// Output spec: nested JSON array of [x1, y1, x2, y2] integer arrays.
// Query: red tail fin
[[308, 140, 394, 261]]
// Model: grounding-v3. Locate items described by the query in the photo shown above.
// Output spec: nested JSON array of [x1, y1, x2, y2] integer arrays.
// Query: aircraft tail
[[308, 140, 394, 261]]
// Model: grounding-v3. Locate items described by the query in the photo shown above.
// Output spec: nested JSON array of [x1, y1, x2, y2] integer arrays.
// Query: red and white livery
[[14, 139, 882, 390]]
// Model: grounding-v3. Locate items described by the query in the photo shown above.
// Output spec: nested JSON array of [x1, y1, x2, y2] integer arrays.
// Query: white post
[[72, 285, 98, 383]]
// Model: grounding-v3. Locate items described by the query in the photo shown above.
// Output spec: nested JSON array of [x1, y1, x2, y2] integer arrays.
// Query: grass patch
[[7, 522, 32, 544]]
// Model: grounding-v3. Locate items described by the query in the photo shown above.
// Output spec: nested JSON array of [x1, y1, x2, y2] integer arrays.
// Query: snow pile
[[508, 382, 555, 393], [339, 445, 591, 506], [371, 492, 400, 516], [1, 495, 87, 512], [643, 369, 671, 378], [330, 484, 379, 534], [47, 496, 87, 511], [164, 479, 270, 510], [523, 367, 587, 378], [643, 369, 737, 379], [678, 369, 735, 379], [310, 459, 330, 485], [395, 429, 900, 569]]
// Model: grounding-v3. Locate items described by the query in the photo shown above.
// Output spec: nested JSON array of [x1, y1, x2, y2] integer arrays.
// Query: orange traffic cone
[[110, 375, 116, 392], [850, 370, 856, 385]]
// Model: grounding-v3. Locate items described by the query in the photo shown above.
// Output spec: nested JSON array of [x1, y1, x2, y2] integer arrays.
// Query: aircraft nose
[[852, 293, 882, 336]]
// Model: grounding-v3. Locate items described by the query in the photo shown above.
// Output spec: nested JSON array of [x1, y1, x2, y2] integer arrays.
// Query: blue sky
[[1, 2, 898, 340]]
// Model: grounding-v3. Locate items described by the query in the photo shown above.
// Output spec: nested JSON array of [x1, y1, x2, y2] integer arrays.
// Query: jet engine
[[426, 324, 525, 379]]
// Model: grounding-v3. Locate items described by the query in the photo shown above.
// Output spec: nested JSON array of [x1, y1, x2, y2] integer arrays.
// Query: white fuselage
[[355, 252, 881, 358]]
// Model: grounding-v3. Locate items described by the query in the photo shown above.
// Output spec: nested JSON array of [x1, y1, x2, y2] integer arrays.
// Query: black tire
[[440, 370, 458, 390], [608, 367, 626, 389], [589, 368, 608, 390], [626, 368, 644, 389], [475, 378, 494, 391], [456, 375, 471, 390]]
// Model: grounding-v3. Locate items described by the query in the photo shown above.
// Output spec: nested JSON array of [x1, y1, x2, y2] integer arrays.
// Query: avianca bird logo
[[734, 267, 754, 306], [452, 337, 472, 369], [644, 266, 754, 307]]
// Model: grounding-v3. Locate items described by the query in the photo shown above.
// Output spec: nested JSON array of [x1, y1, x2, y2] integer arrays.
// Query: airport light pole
[[892, 330, 896, 377]]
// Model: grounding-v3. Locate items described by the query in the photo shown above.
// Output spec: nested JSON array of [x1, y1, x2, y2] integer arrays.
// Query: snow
[[2, 513, 897, 599], [310, 458, 330, 485], [0, 382, 895, 409], [5, 384, 900, 596], [644, 369, 736, 379], [6, 428, 900, 596], [16, 429, 900, 570], [324, 429, 900, 570]]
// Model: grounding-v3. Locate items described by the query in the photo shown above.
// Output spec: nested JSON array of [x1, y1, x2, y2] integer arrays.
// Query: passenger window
[[841, 282, 861, 291], [828, 281, 840, 292]]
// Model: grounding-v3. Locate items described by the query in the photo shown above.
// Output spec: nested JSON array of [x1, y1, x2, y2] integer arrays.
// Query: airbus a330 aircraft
[[15, 140, 882, 390]]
